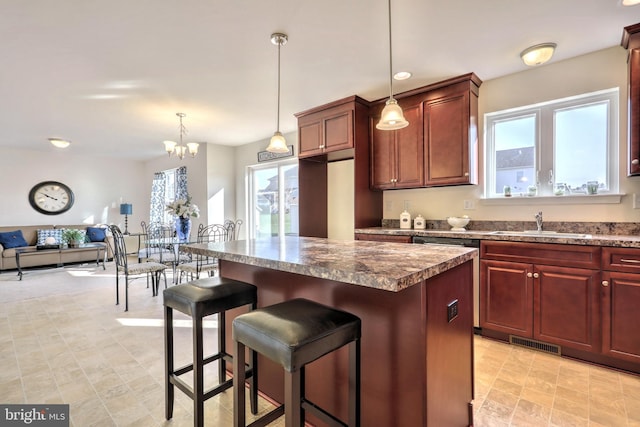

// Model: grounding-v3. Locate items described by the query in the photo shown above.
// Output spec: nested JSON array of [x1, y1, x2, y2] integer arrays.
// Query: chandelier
[[163, 113, 199, 159]]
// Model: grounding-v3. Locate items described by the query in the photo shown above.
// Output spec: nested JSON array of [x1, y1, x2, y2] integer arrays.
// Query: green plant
[[62, 229, 85, 244]]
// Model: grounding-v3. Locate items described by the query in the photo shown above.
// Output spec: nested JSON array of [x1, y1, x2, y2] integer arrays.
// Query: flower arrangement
[[166, 195, 200, 219]]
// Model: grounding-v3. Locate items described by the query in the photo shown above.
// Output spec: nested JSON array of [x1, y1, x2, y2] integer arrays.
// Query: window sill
[[480, 193, 624, 206]]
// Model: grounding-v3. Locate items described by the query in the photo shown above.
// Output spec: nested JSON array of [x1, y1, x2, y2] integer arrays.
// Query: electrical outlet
[[447, 300, 459, 322], [634, 194, 640, 209], [403, 200, 411, 211], [385, 200, 393, 211], [463, 200, 475, 210]]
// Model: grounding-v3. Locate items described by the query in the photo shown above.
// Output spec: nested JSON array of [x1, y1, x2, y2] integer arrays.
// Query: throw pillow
[[37, 229, 63, 246], [0, 230, 29, 249], [86, 227, 106, 242]]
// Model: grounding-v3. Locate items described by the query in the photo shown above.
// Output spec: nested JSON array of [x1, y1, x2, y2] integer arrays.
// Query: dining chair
[[143, 222, 189, 283], [224, 219, 243, 240], [175, 223, 231, 284], [109, 225, 168, 311]]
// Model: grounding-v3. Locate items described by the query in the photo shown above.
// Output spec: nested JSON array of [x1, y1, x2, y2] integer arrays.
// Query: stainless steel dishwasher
[[412, 236, 481, 330]]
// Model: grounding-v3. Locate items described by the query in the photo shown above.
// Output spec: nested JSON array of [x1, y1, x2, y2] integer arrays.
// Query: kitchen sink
[[489, 230, 592, 239]]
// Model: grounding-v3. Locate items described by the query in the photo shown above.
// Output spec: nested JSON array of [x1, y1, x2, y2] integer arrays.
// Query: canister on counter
[[414, 214, 426, 229]]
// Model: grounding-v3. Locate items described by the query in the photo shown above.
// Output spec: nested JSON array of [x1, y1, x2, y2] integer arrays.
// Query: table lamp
[[120, 203, 133, 234]]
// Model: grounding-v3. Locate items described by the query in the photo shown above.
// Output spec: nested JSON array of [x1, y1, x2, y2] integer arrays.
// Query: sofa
[[0, 224, 114, 272]]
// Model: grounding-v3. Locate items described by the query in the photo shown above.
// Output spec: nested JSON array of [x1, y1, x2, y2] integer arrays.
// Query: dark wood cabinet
[[369, 73, 481, 190], [480, 241, 601, 353], [424, 88, 477, 186], [354, 233, 412, 243], [370, 103, 423, 189], [601, 247, 640, 363], [297, 98, 355, 159], [296, 96, 382, 238], [622, 23, 640, 176]]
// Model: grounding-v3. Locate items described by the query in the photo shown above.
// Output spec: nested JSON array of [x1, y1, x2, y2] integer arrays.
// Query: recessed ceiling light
[[49, 138, 71, 148], [622, 0, 640, 5], [394, 71, 412, 80]]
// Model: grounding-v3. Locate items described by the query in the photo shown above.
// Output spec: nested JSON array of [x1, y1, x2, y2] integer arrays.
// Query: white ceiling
[[2, 1, 640, 161]]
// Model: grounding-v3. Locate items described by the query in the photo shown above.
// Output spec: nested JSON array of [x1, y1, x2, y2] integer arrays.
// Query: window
[[248, 160, 298, 239], [484, 88, 618, 198]]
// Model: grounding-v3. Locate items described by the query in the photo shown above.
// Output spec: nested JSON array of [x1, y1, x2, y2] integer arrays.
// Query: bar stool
[[232, 298, 361, 427], [163, 277, 259, 427]]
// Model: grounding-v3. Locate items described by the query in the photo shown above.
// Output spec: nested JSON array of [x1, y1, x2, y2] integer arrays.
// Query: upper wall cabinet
[[370, 101, 424, 189], [296, 96, 369, 160], [369, 73, 482, 190], [622, 23, 640, 176]]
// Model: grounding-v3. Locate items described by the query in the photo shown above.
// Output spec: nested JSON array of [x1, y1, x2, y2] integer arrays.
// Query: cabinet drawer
[[481, 241, 600, 269], [602, 247, 640, 272], [354, 233, 412, 243]]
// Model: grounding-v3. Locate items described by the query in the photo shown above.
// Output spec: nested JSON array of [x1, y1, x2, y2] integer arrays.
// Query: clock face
[[28, 181, 74, 215]]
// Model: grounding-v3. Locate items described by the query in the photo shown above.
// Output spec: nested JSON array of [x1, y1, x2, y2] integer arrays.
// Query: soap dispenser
[[400, 210, 412, 229]]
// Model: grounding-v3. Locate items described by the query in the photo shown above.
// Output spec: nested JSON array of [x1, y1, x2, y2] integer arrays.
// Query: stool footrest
[[173, 352, 231, 376], [247, 405, 285, 427], [302, 399, 348, 427]]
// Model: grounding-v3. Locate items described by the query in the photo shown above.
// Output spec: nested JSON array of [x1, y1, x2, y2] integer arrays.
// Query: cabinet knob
[[633, 159, 639, 165], [602, 281, 609, 287], [464, 172, 469, 177], [533, 273, 539, 278], [527, 272, 533, 278]]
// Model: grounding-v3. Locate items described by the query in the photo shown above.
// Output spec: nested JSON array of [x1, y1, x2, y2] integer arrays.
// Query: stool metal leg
[[164, 306, 174, 420], [233, 340, 246, 427], [194, 312, 204, 427]]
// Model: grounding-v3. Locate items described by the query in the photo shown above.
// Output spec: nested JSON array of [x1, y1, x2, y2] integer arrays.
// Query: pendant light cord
[[276, 39, 281, 133], [387, 0, 393, 99]]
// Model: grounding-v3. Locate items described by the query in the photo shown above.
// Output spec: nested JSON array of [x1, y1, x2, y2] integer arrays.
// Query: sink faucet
[[535, 211, 543, 232]]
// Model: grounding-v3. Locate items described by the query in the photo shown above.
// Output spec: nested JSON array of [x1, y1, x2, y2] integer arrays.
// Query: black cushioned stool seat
[[164, 277, 258, 427], [232, 298, 361, 427]]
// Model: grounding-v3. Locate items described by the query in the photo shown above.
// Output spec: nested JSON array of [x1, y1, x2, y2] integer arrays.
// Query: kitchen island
[[181, 236, 477, 427]]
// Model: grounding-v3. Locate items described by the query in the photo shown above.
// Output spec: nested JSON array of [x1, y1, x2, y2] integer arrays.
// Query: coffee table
[[15, 243, 106, 280]]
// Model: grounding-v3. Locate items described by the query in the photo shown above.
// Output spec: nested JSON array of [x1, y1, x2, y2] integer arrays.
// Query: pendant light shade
[[266, 32, 290, 153], [376, 0, 409, 131]]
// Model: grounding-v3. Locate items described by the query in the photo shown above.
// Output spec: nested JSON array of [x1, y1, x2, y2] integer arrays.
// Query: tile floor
[[0, 263, 639, 426]]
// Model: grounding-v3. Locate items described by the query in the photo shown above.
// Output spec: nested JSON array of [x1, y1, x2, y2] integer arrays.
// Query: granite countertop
[[355, 227, 640, 248], [181, 236, 477, 292]]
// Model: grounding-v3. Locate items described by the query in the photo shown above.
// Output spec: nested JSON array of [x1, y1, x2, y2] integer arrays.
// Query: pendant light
[[266, 32, 290, 153], [163, 112, 199, 160], [376, 0, 409, 131]]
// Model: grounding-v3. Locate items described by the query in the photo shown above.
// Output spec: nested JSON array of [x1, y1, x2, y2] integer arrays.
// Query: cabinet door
[[394, 104, 424, 189], [424, 92, 471, 186], [601, 271, 640, 363], [534, 265, 600, 352], [324, 109, 353, 152], [370, 117, 396, 189], [298, 117, 324, 158], [480, 259, 533, 337]]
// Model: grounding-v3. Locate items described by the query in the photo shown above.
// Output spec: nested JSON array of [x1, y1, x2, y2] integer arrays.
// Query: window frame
[[484, 88, 619, 199], [247, 158, 299, 239]]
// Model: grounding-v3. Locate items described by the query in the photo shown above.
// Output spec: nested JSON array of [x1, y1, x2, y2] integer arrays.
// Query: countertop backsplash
[[380, 219, 640, 236]]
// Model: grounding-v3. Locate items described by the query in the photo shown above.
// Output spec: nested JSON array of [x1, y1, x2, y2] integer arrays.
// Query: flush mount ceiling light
[[377, 0, 409, 131], [622, 0, 640, 5], [49, 138, 71, 148], [163, 112, 199, 160], [520, 43, 557, 66], [266, 32, 290, 154]]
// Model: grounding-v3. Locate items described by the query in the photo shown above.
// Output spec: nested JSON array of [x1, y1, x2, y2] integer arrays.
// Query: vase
[[175, 216, 192, 242]]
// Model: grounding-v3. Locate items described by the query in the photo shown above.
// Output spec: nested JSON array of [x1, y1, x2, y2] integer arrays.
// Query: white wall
[[383, 46, 640, 223], [0, 146, 147, 228]]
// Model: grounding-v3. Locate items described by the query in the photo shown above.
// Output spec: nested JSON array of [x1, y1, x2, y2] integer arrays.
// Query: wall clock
[[28, 181, 74, 215]]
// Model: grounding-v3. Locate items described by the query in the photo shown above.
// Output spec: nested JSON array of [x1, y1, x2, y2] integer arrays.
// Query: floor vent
[[509, 335, 561, 356]]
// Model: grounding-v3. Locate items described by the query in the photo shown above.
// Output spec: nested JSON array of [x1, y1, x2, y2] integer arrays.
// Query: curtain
[[149, 172, 166, 224], [175, 166, 188, 200]]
